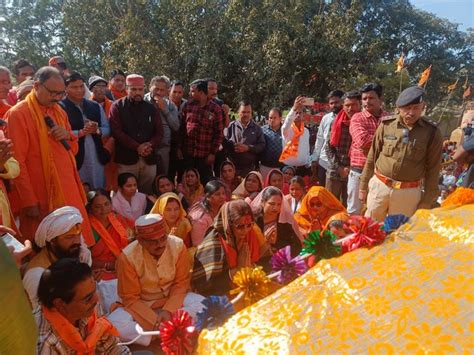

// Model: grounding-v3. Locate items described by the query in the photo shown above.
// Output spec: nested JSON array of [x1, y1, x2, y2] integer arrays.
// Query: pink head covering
[[250, 186, 303, 241], [126, 74, 144, 87]]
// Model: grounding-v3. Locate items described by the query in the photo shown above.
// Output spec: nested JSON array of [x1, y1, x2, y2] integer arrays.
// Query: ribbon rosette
[[159, 310, 196, 355], [270, 246, 308, 284], [195, 295, 235, 331], [338, 216, 386, 253], [230, 267, 272, 307], [300, 230, 341, 261]]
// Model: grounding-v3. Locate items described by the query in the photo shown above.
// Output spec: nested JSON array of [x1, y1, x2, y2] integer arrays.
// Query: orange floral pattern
[[197, 204, 474, 353]]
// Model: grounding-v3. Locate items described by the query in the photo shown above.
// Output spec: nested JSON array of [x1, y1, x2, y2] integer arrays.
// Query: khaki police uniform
[[360, 114, 443, 221]]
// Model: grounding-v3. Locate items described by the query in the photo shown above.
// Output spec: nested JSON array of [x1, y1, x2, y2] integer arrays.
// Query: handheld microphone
[[44, 116, 71, 151]]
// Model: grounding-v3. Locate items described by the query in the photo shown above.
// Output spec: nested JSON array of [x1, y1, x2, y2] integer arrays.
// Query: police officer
[[359, 86, 443, 221]]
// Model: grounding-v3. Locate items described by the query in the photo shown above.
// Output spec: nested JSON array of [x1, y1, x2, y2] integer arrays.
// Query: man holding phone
[[280, 96, 312, 176]]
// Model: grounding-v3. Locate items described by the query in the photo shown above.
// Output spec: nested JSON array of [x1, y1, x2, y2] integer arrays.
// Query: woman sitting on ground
[[148, 175, 189, 211], [264, 168, 286, 192], [177, 168, 204, 208], [188, 180, 227, 246], [294, 186, 346, 238], [219, 160, 242, 200], [150, 192, 192, 247], [232, 171, 263, 203], [111, 173, 147, 222], [285, 176, 306, 214], [87, 189, 131, 281], [251, 187, 302, 269], [192, 200, 270, 296]]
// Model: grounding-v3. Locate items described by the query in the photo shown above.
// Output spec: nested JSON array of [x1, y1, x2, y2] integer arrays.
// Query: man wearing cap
[[89, 75, 113, 117], [108, 214, 204, 346], [359, 86, 443, 221], [107, 69, 127, 101], [110, 74, 163, 194], [22, 206, 92, 309], [61, 72, 110, 190], [90, 75, 117, 190], [4, 66, 93, 244]]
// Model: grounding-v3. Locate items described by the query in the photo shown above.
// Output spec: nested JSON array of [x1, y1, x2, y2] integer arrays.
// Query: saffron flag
[[418, 65, 432, 87], [463, 85, 471, 99], [447, 79, 458, 93], [395, 53, 405, 73]]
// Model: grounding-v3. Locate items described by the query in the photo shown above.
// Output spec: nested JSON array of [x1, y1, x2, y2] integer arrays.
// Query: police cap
[[396, 86, 425, 107]]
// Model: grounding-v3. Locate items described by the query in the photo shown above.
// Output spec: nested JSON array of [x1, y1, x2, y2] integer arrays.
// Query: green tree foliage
[[1, 0, 472, 115]]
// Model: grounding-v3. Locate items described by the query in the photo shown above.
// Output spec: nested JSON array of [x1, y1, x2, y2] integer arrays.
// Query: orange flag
[[418, 65, 432, 87], [447, 79, 458, 93], [463, 85, 471, 99], [395, 53, 405, 73]]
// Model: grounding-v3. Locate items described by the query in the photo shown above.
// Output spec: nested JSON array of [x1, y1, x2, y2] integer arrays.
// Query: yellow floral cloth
[[197, 204, 474, 354]]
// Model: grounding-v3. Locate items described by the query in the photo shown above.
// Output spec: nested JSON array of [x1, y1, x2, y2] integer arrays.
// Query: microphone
[[44, 116, 71, 151]]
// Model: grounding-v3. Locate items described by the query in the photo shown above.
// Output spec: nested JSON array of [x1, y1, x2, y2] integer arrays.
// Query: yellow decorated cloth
[[197, 204, 474, 353]]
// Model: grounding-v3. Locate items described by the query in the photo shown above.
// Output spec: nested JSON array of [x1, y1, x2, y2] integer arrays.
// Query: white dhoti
[[97, 279, 121, 315], [107, 292, 205, 346]]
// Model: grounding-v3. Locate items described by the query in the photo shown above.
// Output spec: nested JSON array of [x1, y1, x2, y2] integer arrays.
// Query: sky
[[410, 0, 473, 31]]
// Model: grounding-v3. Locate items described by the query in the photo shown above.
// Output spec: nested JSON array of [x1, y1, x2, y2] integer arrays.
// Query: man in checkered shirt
[[35, 259, 130, 354]]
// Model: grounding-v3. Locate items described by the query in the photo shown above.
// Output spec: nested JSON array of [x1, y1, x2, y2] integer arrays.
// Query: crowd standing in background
[[0, 56, 473, 353]]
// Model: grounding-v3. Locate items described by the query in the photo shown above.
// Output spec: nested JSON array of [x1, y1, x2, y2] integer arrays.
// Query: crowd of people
[[0, 55, 473, 353]]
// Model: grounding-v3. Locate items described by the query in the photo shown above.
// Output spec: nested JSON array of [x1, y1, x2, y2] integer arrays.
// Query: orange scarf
[[25, 91, 86, 211], [279, 121, 304, 162], [108, 85, 127, 100], [90, 214, 128, 257], [219, 227, 261, 269], [42, 307, 119, 355], [294, 186, 346, 233], [91, 95, 112, 117]]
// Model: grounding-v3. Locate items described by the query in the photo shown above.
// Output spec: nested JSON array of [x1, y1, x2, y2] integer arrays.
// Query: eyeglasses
[[41, 83, 65, 98], [234, 222, 254, 230]]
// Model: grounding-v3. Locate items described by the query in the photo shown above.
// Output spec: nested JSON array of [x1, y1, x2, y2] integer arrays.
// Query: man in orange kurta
[[4, 66, 94, 245], [108, 214, 204, 346]]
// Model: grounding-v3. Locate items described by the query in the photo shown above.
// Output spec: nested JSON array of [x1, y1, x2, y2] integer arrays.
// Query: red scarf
[[42, 307, 119, 355], [330, 110, 350, 147]]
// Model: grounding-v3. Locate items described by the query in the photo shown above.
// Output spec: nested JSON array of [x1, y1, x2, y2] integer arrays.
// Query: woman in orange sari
[[294, 186, 346, 238], [87, 189, 131, 281]]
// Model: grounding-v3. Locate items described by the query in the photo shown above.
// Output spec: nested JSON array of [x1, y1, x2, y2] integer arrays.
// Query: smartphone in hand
[[2, 233, 25, 252]]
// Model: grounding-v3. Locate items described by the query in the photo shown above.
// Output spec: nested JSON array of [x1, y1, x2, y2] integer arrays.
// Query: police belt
[[375, 171, 421, 189]]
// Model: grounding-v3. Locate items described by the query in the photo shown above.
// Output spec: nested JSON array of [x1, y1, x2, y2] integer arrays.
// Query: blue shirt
[[260, 124, 283, 167]]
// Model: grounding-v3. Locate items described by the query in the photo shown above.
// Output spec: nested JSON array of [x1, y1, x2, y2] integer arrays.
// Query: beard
[[48, 242, 81, 259]]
